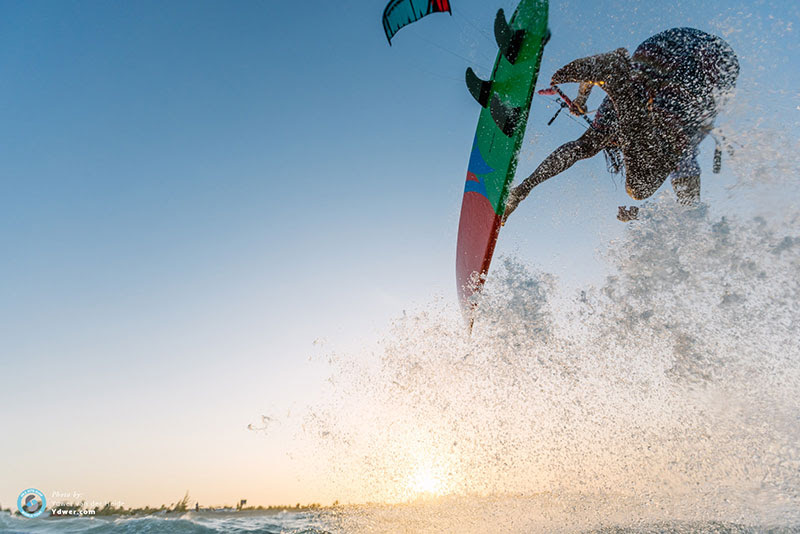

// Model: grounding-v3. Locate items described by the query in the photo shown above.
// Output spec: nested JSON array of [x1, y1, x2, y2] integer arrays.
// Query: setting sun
[[406, 465, 446, 498]]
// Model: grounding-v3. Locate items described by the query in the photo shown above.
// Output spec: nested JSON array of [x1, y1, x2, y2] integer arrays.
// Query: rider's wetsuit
[[504, 27, 739, 221]]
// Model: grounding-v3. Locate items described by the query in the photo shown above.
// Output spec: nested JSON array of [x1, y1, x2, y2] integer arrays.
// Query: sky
[[1, 0, 798, 509]]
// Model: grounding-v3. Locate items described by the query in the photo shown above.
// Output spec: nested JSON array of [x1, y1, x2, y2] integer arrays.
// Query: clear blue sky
[[1, 0, 797, 507]]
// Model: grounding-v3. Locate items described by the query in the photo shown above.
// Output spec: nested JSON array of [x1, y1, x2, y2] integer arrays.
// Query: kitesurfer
[[503, 27, 739, 222]]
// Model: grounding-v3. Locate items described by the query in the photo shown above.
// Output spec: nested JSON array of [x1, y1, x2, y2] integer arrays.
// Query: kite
[[382, 0, 452, 44]]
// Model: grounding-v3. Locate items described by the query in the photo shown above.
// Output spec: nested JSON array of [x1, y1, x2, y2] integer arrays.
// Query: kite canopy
[[382, 0, 452, 44]]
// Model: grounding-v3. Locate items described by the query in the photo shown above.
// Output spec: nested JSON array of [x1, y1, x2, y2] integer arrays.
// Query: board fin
[[466, 67, 493, 108], [494, 8, 526, 64], [490, 94, 522, 137]]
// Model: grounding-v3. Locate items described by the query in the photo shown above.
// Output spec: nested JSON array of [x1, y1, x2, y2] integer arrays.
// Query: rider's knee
[[575, 138, 602, 159]]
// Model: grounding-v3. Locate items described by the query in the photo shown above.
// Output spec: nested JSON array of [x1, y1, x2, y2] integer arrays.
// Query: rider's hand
[[569, 81, 592, 115], [568, 101, 587, 116]]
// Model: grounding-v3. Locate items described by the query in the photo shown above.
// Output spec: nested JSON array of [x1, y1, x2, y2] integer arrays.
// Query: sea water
[[0, 509, 328, 533]]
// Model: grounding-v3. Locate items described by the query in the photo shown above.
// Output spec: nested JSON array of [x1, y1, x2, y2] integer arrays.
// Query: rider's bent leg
[[504, 126, 612, 222]]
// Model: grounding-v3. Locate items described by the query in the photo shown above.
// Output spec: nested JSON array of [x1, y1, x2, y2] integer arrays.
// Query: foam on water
[[296, 193, 800, 532]]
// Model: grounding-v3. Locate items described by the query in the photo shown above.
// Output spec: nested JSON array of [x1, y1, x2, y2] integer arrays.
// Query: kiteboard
[[456, 0, 549, 328]]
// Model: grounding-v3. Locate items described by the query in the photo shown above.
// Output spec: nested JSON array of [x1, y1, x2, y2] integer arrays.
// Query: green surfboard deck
[[456, 0, 549, 319], [476, 0, 547, 214]]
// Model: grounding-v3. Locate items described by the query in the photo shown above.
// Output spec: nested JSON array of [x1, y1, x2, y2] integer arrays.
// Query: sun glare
[[407, 465, 445, 498]]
